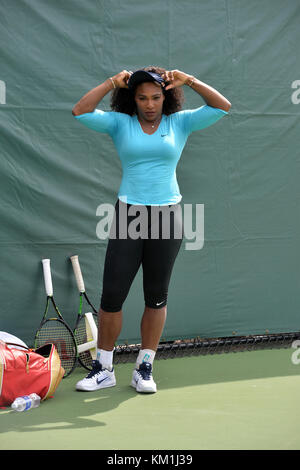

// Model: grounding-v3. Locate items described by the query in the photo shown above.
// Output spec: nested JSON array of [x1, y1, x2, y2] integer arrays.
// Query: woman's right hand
[[111, 70, 132, 89]]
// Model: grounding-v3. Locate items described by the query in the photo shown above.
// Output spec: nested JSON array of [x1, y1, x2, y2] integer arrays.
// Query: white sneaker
[[76, 360, 116, 391], [131, 362, 157, 393]]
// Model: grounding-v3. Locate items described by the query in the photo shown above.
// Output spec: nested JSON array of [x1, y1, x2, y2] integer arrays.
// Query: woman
[[72, 66, 231, 393]]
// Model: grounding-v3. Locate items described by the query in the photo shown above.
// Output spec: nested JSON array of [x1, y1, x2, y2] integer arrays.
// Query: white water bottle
[[11, 393, 41, 412]]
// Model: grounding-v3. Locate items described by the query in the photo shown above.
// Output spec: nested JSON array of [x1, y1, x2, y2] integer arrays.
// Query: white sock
[[96, 348, 114, 371], [136, 349, 156, 368]]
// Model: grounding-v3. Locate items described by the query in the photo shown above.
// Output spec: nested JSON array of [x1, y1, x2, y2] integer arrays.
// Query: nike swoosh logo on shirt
[[156, 301, 165, 306], [161, 134, 168, 137]]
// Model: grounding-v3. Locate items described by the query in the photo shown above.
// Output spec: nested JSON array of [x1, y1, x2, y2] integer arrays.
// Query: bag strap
[[5, 342, 29, 350]]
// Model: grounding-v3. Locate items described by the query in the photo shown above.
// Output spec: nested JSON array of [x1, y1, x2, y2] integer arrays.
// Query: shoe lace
[[138, 362, 152, 380], [85, 360, 102, 379]]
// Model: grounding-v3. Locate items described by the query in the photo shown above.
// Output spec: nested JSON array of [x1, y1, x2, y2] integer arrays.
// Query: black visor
[[127, 70, 165, 91]]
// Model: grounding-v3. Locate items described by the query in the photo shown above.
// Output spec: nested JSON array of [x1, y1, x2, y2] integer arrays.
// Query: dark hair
[[110, 65, 184, 116]]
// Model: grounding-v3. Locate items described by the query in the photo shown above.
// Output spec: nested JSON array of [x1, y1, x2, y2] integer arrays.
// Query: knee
[[100, 290, 124, 313], [144, 288, 168, 309], [145, 300, 167, 309]]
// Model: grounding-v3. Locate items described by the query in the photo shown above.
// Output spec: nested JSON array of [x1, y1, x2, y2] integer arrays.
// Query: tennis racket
[[70, 255, 99, 370], [34, 259, 77, 377]]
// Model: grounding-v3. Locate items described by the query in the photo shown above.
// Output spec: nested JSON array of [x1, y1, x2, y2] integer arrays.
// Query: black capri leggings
[[100, 199, 183, 312]]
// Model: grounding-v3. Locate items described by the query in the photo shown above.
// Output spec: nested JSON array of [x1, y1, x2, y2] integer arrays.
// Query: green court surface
[[1, 348, 300, 450]]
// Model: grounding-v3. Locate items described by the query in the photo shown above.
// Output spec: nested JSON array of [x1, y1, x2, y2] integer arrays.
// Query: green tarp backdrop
[[0, 0, 299, 346]]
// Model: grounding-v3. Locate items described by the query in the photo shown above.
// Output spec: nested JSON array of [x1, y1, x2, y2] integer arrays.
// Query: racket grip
[[77, 312, 98, 356], [77, 340, 97, 354], [85, 312, 98, 342], [70, 255, 85, 293], [42, 259, 53, 297]]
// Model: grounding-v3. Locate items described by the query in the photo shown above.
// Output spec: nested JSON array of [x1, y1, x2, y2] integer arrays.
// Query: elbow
[[72, 105, 81, 116], [211, 100, 231, 113], [222, 100, 232, 113], [72, 105, 95, 116]]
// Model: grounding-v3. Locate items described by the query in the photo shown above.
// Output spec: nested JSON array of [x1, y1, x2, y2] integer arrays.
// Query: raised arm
[[72, 70, 132, 116], [162, 69, 231, 112]]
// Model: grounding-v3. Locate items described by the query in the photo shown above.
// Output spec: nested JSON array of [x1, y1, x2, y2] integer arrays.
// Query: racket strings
[[75, 315, 98, 369], [36, 320, 76, 374]]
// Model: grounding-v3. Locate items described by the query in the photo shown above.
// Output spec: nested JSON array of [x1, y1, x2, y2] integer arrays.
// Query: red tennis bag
[[0, 340, 65, 407]]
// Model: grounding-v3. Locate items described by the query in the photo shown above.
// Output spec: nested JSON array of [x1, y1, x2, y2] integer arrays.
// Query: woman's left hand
[[161, 70, 191, 90]]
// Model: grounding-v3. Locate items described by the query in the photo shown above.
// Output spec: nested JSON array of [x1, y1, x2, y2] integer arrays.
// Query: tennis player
[[72, 66, 231, 393]]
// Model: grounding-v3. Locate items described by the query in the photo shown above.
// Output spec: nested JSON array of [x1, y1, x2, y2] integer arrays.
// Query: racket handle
[[77, 340, 97, 354], [42, 259, 53, 297], [70, 255, 85, 293], [77, 313, 98, 356], [85, 312, 98, 342]]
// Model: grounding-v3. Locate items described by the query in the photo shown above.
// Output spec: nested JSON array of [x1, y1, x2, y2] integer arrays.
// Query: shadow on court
[[0, 348, 298, 435], [156, 347, 300, 387], [0, 377, 137, 434]]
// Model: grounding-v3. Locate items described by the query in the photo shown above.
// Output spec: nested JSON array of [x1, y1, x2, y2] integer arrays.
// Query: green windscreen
[[0, 0, 299, 346]]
